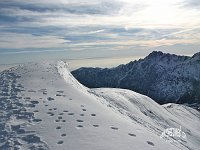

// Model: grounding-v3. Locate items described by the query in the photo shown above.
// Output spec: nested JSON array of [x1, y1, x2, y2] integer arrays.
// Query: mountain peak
[[147, 51, 164, 58], [146, 51, 190, 63], [192, 52, 200, 59], [146, 51, 175, 62]]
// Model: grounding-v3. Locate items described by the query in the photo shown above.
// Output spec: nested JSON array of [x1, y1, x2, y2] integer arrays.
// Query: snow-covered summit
[[0, 61, 199, 150]]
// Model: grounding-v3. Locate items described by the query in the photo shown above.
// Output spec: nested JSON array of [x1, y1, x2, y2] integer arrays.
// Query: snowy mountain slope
[[0, 61, 199, 150], [72, 51, 200, 106], [92, 88, 200, 150]]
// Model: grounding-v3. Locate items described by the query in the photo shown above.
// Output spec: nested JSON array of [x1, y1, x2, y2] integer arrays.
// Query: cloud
[[0, 0, 200, 62], [0, 33, 70, 49], [162, 26, 200, 38], [0, 49, 69, 55], [0, 0, 123, 15], [182, 0, 200, 9], [88, 29, 105, 34]]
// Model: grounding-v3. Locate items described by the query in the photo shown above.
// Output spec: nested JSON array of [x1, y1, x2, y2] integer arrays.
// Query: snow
[[0, 61, 199, 150]]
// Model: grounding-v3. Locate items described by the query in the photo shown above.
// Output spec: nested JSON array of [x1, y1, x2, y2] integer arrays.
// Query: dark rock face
[[72, 51, 200, 105]]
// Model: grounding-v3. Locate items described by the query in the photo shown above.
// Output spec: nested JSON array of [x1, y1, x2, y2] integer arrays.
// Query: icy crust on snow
[[0, 61, 199, 150]]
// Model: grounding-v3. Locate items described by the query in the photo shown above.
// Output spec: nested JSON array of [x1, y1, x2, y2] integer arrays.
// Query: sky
[[0, 0, 200, 65]]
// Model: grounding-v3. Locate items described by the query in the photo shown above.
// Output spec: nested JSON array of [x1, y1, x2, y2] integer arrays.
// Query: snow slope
[[0, 61, 199, 150]]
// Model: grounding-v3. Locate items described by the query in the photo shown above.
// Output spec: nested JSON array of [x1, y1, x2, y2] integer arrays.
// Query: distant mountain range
[[72, 51, 200, 107]]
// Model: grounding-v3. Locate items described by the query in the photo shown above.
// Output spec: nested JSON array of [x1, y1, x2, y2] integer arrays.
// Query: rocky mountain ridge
[[72, 51, 200, 107]]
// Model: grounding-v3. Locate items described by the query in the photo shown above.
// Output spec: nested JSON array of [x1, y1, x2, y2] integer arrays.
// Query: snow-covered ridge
[[0, 61, 199, 150]]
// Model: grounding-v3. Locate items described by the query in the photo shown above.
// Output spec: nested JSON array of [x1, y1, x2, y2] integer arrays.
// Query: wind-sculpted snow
[[0, 61, 199, 150], [72, 51, 200, 108], [57, 61, 88, 93]]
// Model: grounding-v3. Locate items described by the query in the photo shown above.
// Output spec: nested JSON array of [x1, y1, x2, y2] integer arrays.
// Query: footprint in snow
[[147, 141, 154, 146], [24, 97, 31, 100], [26, 103, 36, 108], [76, 120, 84, 123], [128, 133, 136, 137], [56, 126, 61, 130], [56, 94, 62, 96], [32, 118, 42, 123], [110, 127, 118, 130], [80, 114, 84, 116], [47, 112, 54, 116], [76, 125, 83, 129], [82, 109, 86, 112], [91, 114, 96, 116], [61, 133, 66, 137], [57, 90, 64, 93], [58, 116, 62, 119], [30, 100, 39, 104], [47, 97, 54, 101], [28, 90, 36, 93], [93, 125, 99, 127], [68, 113, 74, 115], [57, 140, 64, 144]]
